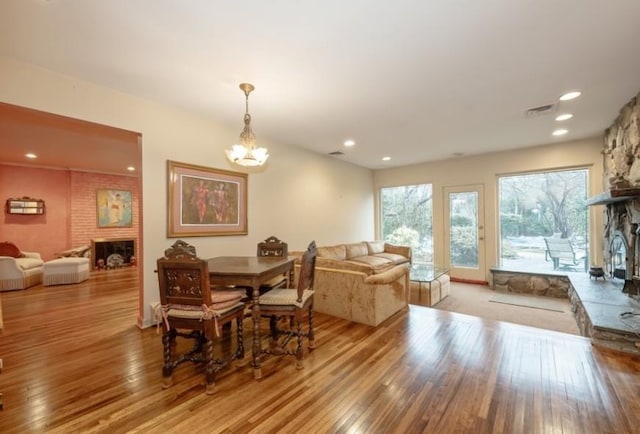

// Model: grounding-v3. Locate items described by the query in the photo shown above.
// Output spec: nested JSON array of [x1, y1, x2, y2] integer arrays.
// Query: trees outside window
[[380, 184, 433, 264], [499, 169, 588, 271]]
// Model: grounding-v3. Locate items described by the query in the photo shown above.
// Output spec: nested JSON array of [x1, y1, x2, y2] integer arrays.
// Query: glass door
[[444, 185, 486, 282]]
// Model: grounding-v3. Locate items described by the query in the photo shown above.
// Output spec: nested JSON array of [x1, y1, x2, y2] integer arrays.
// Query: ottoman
[[43, 257, 90, 286]]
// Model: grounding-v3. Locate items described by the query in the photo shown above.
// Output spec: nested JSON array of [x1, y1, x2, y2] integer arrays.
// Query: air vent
[[525, 103, 555, 118], [328, 151, 344, 156]]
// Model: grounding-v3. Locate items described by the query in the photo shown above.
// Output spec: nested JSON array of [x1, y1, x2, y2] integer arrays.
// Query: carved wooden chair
[[256, 235, 289, 293], [255, 240, 317, 369], [156, 240, 247, 394]]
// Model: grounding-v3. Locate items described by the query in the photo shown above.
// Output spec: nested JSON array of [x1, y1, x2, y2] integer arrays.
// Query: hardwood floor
[[1, 268, 640, 433]]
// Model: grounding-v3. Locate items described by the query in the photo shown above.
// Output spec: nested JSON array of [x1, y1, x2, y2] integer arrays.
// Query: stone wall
[[604, 92, 640, 190], [602, 92, 640, 277], [490, 269, 571, 298]]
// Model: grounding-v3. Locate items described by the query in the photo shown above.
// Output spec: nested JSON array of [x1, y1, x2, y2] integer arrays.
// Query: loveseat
[[300, 241, 411, 326], [0, 242, 44, 291]]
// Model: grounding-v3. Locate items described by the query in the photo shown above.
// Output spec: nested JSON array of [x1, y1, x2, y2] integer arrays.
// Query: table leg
[[251, 285, 262, 379]]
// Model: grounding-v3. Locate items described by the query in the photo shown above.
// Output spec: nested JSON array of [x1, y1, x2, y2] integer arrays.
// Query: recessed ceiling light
[[127, 166, 136, 172], [343, 139, 355, 147], [552, 129, 568, 136], [25, 153, 37, 159], [555, 113, 573, 121], [382, 156, 391, 161], [559, 91, 581, 101]]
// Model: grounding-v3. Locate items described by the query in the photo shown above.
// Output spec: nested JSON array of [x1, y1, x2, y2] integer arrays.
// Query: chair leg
[[308, 305, 315, 350], [269, 315, 279, 348], [295, 310, 304, 370], [162, 330, 175, 389], [205, 338, 216, 395], [235, 314, 247, 367]]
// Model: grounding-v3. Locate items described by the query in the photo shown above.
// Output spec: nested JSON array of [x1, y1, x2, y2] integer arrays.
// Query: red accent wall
[[0, 165, 69, 259], [0, 164, 139, 261]]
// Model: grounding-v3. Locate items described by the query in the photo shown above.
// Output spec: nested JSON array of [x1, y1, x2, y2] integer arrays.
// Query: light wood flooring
[[1, 268, 640, 433]]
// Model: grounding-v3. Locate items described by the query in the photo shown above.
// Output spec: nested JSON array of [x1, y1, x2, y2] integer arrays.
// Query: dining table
[[206, 255, 295, 379]]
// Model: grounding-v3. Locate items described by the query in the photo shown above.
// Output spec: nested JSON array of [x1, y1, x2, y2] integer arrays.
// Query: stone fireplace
[[588, 91, 640, 295]]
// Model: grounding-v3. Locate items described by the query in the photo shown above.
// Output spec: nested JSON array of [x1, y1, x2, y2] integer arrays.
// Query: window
[[380, 184, 433, 264], [498, 169, 588, 272], [449, 191, 478, 268]]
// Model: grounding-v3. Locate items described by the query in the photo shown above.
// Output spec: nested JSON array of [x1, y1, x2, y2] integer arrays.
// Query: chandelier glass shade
[[225, 83, 269, 167]]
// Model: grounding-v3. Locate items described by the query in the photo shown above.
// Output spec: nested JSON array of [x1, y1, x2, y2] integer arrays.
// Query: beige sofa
[[0, 251, 44, 291], [299, 241, 411, 326]]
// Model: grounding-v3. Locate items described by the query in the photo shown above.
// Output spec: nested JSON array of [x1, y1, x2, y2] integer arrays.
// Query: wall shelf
[[5, 197, 45, 215]]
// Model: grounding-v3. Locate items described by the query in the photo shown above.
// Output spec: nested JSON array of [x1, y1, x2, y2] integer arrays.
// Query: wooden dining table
[[206, 255, 295, 379]]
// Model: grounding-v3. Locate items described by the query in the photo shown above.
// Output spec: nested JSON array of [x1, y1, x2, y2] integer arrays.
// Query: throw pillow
[[367, 241, 385, 254], [0, 241, 21, 258], [345, 242, 368, 259], [317, 245, 347, 260]]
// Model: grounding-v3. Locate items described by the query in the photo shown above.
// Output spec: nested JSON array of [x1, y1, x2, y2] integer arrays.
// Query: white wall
[[0, 56, 375, 327], [374, 137, 605, 280]]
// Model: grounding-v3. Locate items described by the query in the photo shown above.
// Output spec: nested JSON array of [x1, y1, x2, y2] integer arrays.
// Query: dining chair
[[256, 235, 290, 293], [255, 240, 317, 369], [156, 241, 247, 394]]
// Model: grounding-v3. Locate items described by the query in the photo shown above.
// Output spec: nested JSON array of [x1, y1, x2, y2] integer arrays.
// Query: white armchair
[[0, 251, 44, 291]]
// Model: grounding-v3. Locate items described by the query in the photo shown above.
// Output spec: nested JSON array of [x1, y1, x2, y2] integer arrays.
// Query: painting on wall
[[167, 160, 248, 237], [97, 189, 133, 228]]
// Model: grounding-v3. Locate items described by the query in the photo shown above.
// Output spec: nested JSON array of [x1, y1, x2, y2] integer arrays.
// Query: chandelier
[[225, 83, 269, 167]]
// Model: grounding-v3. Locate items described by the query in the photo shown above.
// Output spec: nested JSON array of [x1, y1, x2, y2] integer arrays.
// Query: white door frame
[[443, 184, 486, 283]]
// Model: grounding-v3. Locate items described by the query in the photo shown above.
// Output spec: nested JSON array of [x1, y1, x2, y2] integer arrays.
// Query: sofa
[[297, 241, 411, 326], [0, 242, 44, 291]]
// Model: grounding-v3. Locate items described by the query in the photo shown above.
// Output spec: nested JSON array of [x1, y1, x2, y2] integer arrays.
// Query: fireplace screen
[[610, 233, 628, 279]]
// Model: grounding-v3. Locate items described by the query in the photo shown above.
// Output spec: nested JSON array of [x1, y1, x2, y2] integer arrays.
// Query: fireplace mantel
[[586, 188, 640, 206]]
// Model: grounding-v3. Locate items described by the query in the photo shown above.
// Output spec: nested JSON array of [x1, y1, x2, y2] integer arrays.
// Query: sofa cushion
[[0, 241, 21, 258], [16, 257, 44, 270], [367, 241, 385, 255], [345, 242, 368, 259], [374, 252, 409, 265], [317, 245, 347, 260], [315, 257, 372, 274], [348, 255, 394, 272]]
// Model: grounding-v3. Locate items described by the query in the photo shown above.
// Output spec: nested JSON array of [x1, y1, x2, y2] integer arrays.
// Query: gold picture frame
[[167, 160, 248, 237]]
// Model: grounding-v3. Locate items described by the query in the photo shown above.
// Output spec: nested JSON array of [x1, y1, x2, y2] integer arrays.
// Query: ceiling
[[1, 1, 640, 172]]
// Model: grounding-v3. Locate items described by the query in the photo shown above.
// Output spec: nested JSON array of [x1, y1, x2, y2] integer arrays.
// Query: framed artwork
[[97, 189, 133, 227], [167, 160, 248, 237]]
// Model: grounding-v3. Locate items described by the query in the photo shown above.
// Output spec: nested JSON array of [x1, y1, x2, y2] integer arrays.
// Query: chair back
[[296, 241, 317, 302], [157, 242, 211, 307], [257, 235, 288, 257], [544, 237, 577, 262], [164, 239, 197, 258]]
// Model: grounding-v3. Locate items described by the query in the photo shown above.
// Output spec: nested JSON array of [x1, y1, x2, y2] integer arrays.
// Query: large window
[[380, 184, 433, 264], [498, 169, 588, 272]]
